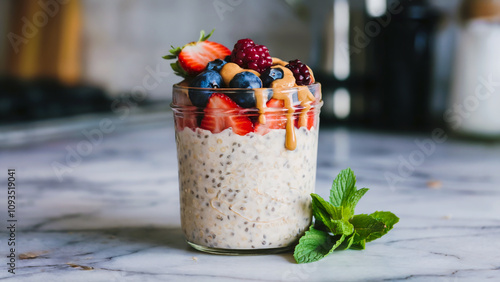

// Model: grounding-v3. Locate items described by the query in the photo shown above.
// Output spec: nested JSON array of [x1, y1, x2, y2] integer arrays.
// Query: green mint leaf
[[365, 211, 400, 242], [311, 193, 342, 221], [329, 219, 354, 236], [345, 188, 369, 217], [311, 193, 353, 235], [349, 238, 366, 250], [294, 227, 345, 264], [294, 168, 399, 263], [335, 233, 355, 251], [329, 168, 369, 219], [313, 217, 329, 232], [329, 168, 357, 208], [350, 214, 386, 241]]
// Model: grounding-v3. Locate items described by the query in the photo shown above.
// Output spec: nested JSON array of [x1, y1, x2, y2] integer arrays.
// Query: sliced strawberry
[[254, 99, 288, 135], [176, 112, 198, 131], [179, 42, 230, 75], [200, 93, 253, 135], [294, 107, 317, 130], [163, 30, 231, 77], [267, 98, 285, 109], [307, 108, 316, 130]]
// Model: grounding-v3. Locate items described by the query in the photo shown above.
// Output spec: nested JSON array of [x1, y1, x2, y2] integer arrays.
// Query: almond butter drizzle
[[220, 62, 260, 87], [269, 66, 297, 150], [219, 59, 318, 151], [254, 88, 268, 125], [272, 57, 289, 67]]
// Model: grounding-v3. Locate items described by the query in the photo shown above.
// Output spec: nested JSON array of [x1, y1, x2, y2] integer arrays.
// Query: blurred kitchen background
[[1, 0, 499, 139]]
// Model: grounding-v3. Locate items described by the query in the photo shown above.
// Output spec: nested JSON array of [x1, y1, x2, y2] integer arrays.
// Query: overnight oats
[[166, 31, 322, 254]]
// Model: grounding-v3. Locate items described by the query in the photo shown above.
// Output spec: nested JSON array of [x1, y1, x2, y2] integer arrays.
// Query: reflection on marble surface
[[1, 112, 500, 281]]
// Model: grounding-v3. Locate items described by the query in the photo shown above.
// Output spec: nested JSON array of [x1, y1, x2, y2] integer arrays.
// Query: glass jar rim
[[171, 82, 322, 112], [173, 82, 321, 92]]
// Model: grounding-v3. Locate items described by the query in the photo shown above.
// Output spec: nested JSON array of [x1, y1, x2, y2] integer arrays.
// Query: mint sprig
[[294, 168, 399, 264]]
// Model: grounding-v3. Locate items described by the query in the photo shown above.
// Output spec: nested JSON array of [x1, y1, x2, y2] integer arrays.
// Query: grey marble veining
[[1, 112, 500, 281]]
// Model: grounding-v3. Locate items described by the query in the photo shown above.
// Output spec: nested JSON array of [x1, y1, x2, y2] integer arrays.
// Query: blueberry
[[224, 55, 232, 62], [206, 59, 227, 72], [227, 72, 263, 108], [190, 70, 223, 88], [227, 91, 256, 108], [229, 72, 262, 89], [260, 67, 284, 87], [188, 70, 223, 107]]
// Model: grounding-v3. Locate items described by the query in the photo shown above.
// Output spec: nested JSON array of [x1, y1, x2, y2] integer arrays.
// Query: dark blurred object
[[368, 0, 441, 130], [0, 76, 112, 124], [310, 0, 442, 131], [447, 0, 500, 138]]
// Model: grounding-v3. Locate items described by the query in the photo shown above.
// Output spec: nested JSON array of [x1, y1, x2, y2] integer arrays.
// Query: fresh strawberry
[[294, 107, 317, 130], [176, 112, 198, 131], [307, 108, 316, 130], [200, 93, 254, 135], [163, 30, 231, 77], [266, 98, 285, 109], [254, 99, 288, 135]]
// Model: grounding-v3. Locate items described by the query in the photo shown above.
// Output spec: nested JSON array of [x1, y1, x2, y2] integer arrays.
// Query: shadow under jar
[[171, 83, 322, 254]]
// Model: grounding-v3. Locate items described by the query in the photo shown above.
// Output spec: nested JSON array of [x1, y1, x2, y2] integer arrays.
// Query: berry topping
[[200, 93, 254, 135], [164, 30, 231, 77], [229, 72, 262, 89], [228, 93, 255, 109], [254, 99, 288, 135], [294, 107, 317, 130], [260, 67, 284, 87], [206, 59, 227, 72], [307, 109, 317, 130], [231, 39, 272, 73], [190, 70, 223, 88], [227, 72, 262, 108], [285, 59, 312, 86], [266, 98, 286, 108], [188, 70, 223, 107], [232, 38, 255, 54]]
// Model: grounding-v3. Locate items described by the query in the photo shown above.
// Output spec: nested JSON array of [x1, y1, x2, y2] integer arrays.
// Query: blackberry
[[285, 59, 312, 86], [231, 39, 272, 73]]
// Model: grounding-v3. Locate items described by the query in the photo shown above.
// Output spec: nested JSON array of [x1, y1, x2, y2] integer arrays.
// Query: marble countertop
[[1, 111, 500, 281]]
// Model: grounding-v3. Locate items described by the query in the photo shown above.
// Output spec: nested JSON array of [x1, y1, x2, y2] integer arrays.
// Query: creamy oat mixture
[[176, 126, 318, 249]]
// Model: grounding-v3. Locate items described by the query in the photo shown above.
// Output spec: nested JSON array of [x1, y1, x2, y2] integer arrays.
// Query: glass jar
[[448, 0, 500, 138], [171, 83, 322, 254]]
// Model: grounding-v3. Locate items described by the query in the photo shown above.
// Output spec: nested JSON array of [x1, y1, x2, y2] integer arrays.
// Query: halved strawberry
[[294, 107, 317, 130], [307, 108, 316, 130], [200, 93, 253, 136], [163, 30, 231, 77], [254, 99, 288, 135]]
